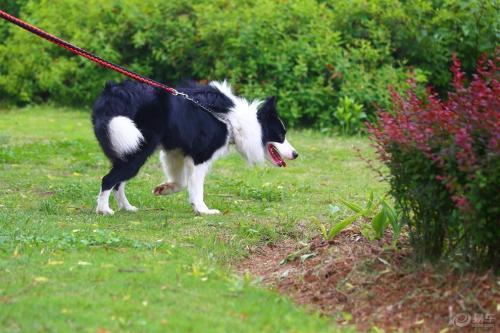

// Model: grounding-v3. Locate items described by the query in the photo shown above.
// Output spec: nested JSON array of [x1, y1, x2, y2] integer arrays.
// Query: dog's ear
[[266, 96, 277, 109], [258, 96, 277, 119]]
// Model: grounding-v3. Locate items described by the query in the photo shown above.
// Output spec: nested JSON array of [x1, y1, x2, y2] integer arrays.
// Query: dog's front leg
[[186, 162, 220, 215], [153, 150, 186, 196]]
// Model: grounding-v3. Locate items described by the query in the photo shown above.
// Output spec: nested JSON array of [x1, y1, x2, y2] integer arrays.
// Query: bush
[[0, 0, 417, 130], [1, 1, 497, 130], [369, 54, 499, 269], [0, 0, 199, 105], [0, 0, 29, 40], [328, 0, 499, 93]]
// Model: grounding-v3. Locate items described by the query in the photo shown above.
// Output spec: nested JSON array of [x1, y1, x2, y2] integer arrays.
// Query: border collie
[[92, 80, 298, 215]]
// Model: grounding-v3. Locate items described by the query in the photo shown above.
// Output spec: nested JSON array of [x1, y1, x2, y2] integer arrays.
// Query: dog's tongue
[[269, 144, 286, 167]]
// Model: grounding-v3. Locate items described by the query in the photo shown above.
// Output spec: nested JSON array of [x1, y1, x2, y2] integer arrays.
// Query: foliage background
[[0, 0, 498, 129]]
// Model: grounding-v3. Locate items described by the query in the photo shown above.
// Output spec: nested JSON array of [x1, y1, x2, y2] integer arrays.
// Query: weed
[[314, 192, 400, 245]]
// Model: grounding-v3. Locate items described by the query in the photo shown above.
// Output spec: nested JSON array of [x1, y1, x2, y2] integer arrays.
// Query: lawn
[[0, 106, 384, 332]]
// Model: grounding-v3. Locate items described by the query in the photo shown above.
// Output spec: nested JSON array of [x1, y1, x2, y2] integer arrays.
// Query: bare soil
[[238, 228, 499, 332]]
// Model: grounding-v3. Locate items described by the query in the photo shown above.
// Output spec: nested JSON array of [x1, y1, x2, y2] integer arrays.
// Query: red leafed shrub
[[369, 54, 499, 269]]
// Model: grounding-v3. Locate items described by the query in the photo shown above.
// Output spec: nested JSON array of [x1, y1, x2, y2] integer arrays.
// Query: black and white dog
[[92, 80, 298, 215]]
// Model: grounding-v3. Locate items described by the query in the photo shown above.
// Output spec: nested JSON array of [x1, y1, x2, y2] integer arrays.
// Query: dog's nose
[[292, 151, 299, 159]]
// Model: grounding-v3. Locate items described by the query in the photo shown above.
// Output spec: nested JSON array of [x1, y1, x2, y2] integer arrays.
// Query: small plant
[[357, 199, 400, 243], [312, 212, 358, 241], [333, 96, 367, 135], [339, 192, 400, 243], [313, 192, 400, 244]]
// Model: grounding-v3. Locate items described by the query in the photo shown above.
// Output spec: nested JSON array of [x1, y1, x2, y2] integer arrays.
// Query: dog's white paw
[[96, 207, 115, 215], [197, 208, 221, 215]]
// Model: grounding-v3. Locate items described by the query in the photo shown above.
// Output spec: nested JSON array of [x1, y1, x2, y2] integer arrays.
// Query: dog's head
[[257, 97, 298, 167]]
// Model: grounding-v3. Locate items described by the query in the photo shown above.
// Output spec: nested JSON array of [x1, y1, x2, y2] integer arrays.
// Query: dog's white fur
[[96, 188, 114, 215], [154, 80, 277, 214], [157, 143, 229, 215], [113, 182, 138, 212], [108, 116, 144, 158], [269, 138, 296, 160], [159, 149, 186, 193], [210, 80, 265, 165]]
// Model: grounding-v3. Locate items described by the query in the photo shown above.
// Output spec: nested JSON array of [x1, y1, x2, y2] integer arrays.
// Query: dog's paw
[[120, 205, 138, 212], [153, 182, 179, 196], [96, 207, 115, 215], [197, 208, 221, 215]]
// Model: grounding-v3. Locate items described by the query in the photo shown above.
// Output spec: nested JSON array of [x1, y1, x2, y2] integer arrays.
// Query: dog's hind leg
[[186, 160, 220, 215], [96, 147, 154, 215], [153, 150, 186, 196], [113, 182, 138, 212]]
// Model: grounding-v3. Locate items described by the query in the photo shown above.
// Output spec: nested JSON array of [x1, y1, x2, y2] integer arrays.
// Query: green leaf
[[363, 195, 386, 217], [382, 201, 401, 245], [311, 218, 328, 240], [338, 198, 363, 213], [371, 209, 387, 239], [327, 214, 359, 239], [366, 191, 374, 210], [382, 201, 397, 227]]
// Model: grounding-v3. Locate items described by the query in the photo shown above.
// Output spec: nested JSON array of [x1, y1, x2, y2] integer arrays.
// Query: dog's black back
[[92, 80, 234, 191]]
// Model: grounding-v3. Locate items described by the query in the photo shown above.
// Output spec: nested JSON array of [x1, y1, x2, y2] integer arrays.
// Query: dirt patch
[[238, 229, 499, 332]]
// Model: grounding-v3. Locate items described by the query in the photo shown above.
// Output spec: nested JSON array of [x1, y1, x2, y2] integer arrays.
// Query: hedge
[[0, 0, 497, 129]]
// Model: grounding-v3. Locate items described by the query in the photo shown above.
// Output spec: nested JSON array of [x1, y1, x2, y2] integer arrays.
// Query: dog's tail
[[107, 116, 144, 158]]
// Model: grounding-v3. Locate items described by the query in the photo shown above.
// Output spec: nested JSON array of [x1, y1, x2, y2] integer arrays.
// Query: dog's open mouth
[[268, 144, 286, 167]]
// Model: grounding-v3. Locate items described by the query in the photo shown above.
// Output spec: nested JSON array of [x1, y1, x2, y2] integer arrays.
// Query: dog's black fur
[[93, 81, 233, 191]]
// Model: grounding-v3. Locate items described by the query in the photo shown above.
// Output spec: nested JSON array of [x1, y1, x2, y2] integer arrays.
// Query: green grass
[[0, 106, 385, 332]]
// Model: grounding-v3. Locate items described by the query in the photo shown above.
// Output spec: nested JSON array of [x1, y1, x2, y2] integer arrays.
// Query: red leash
[[0, 9, 179, 95]]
